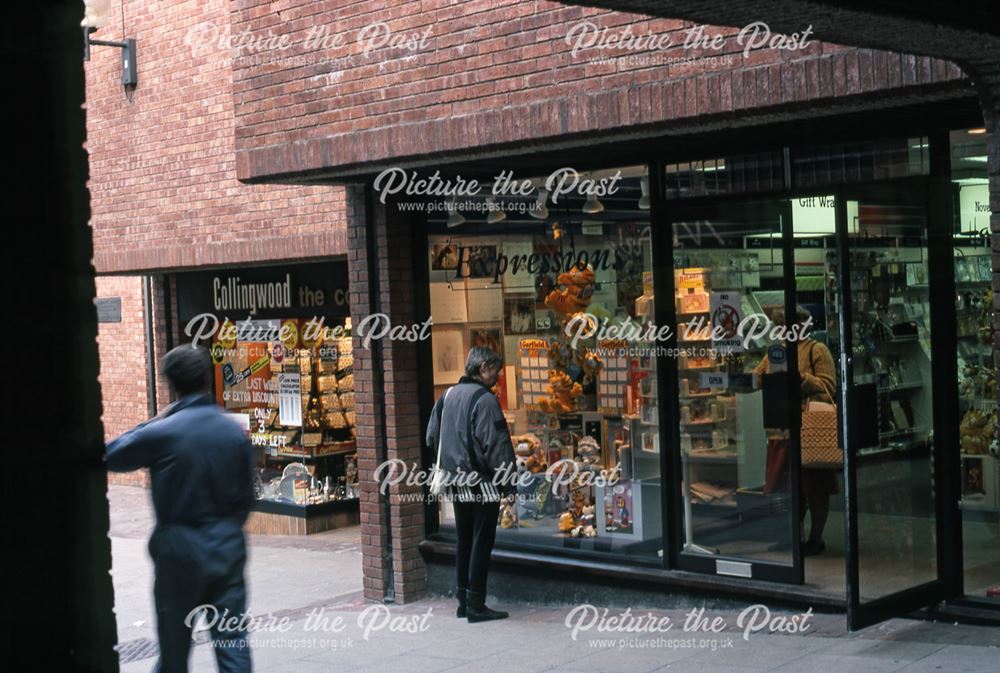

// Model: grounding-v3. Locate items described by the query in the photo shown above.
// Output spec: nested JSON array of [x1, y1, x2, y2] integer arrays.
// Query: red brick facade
[[229, 2, 965, 180], [84, 0, 348, 274], [95, 276, 151, 487], [85, 0, 350, 461]]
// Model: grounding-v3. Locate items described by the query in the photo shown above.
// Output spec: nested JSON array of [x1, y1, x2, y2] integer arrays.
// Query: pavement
[[108, 484, 1000, 673]]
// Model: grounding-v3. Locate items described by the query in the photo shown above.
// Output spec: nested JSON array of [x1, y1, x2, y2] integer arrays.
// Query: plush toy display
[[538, 369, 583, 414], [544, 264, 596, 318], [512, 432, 545, 473], [960, 408, 996, 455]]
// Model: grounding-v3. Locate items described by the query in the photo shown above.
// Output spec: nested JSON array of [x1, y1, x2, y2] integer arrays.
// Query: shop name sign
[[453, 242, 641, 284], [372, 167, 623, 205], [214, 274, 291, 314], [211, 273, 346, 315]]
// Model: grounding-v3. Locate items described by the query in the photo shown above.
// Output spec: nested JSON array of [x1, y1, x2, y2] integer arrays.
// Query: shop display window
[[209, 320, 359, 507], [426, 167, 664, 561]]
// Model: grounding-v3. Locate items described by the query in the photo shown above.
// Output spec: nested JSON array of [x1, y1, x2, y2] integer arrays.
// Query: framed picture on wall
[[470, 327, 503, 359], [429, 282, 468, 324], [505, 297, 536, 334], [466, 280, 504, 322], [432, 328, 466, 385], [431, 242, 459, 271]]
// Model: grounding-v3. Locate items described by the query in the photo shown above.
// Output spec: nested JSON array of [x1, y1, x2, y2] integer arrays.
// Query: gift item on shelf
[[960, 409, 997, 455], [512, 432, 545, 473], [687, 480, 737, 506], [538, 369, 583, 415], [575, 435, 601, 472]]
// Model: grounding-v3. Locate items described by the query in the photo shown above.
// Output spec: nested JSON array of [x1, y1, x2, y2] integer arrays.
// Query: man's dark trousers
[[150, 526, 251, 673], [453, 500, 501, 593]]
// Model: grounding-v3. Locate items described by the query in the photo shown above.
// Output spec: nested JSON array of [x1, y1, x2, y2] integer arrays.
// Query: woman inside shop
[[754, 305, 839, 557]]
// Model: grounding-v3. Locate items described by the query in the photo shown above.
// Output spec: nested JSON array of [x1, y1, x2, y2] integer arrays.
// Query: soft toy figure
[[579, 504, 596, 529], [512, 432, 545, 474], [544, 264, 596, 318], [538, 369, 583, 415], [578, 347, 603, 385], [499, 497, 516, 529], [575, 436, 601, 473], [558, 511, 576, 533], [960, 409, 996, 455], [572, 489, 588, 518]]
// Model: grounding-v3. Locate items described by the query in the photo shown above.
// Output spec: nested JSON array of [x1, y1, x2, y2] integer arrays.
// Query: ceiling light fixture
[[638, 177, 651, 210], [445, 199, 465, 228], [582, 194, 604, 214], [486, 196, 506, 224], [529, 189, 549, 220]]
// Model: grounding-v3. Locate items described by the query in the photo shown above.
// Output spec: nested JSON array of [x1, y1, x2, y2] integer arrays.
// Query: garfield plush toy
[[538, 369, 583, 415], [512, 432, 545, 474], [544, 264, 596, 318]]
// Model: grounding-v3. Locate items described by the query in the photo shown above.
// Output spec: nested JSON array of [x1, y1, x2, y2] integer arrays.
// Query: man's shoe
[[456, 588, 467, 618], [466, 590, 508, 623], [801, 539, 826, 557]]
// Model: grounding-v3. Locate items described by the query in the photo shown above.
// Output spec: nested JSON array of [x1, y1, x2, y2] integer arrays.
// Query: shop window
[[425, 166, 663, 563], [173, 263, 359, 515], [950, 127, 1000, 603], [793, 137, 929, 188], [665, 151, 784, 199]]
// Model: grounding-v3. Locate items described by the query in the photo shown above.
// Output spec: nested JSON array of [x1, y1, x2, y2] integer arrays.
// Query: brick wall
[[95, 275, 151, 488], [229, 0, 965, 180], [84, 0, 347, 274]]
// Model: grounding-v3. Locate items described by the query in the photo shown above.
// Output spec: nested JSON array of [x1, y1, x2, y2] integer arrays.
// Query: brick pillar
[[348, 185, 427, 603]]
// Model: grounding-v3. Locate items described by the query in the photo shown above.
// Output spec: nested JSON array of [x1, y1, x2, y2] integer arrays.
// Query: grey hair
[[161, 345, 212, 396], [465, 346, 503, 378]]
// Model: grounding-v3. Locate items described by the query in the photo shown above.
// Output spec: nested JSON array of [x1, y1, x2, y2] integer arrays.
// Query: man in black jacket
[[425, 347, 516, 622], [106, 346, 256, 673]]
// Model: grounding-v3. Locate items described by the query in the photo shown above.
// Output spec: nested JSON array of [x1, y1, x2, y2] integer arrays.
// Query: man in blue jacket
[[106, 345, 256, 673]]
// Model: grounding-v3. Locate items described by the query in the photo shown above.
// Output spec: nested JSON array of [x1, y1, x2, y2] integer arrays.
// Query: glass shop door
[[662, 199, 804, 584], [835, 181, 955, 629]]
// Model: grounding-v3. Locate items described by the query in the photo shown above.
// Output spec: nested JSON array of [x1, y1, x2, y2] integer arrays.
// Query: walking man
[[425, 346, 516, 622], [106, 345, 255, 673]]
